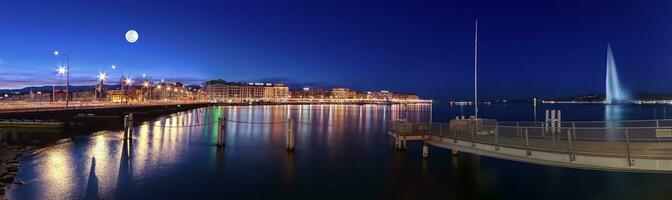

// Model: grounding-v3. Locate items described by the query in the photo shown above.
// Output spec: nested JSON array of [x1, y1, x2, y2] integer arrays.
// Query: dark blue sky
[[1, 0, 671, 100]]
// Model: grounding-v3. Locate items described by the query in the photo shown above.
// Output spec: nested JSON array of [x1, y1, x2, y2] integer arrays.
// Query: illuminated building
[[202, 80, 290, 102]]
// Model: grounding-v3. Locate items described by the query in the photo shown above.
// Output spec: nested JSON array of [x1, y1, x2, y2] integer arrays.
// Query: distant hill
[[0, 85, 120, 94], [0, 84, 202, 94], [551, 93, 672, 101]]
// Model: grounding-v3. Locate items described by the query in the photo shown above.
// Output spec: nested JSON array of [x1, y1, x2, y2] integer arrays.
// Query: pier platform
[[389, 119, 672, 173]]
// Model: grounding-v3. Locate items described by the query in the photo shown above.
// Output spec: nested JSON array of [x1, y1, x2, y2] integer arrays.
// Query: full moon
[[125, 30, 139, 43]]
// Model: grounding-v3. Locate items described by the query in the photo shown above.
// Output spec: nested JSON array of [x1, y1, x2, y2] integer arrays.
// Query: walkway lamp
[[54, 50, 70, 107]]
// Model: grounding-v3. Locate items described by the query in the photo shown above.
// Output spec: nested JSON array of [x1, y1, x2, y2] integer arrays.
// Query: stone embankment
[[0, 144, 33, 200]]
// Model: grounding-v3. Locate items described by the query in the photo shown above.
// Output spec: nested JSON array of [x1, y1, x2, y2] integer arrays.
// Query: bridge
[[0, 101, 212, 124], [389, 118, 672, 173]]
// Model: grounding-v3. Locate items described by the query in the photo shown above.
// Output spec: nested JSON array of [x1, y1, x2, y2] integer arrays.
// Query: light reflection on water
[[9, 104, 430, 199], [8, 104, 672, 199]]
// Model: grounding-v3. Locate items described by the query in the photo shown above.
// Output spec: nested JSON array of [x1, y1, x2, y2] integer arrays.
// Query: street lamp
[[123, 77, 133, 104], [54, 50, 70, 107], [98, 72, 108, 81], [96, 72, 108, 101], [52, 66, 66, 102], [143, 81, 151, 102], [57, 66, 66, 75]]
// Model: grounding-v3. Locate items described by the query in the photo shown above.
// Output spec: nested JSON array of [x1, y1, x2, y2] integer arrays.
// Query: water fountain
[[605, 44, 627, 104]]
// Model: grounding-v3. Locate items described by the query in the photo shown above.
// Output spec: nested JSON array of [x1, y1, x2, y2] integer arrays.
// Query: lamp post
[[54, 51, 70, 107], [97, 72, 108, 101], [143, 81, 151, 102], [124, 77, 133, 104], [53, 66, 66, 102]]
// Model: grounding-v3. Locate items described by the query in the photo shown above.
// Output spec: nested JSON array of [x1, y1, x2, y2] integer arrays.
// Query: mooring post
[[555, 110, 562, 134], [128, 113, 134, 138], [544, 109, 550, 132], [123, 114, 129, 140], [286, 118, 296, 151], [422, 143, 429, 158], [550, 110, 557, 135], [217, 117, 226, 147]]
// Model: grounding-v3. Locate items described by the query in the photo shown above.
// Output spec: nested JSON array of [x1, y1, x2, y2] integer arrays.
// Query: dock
[[389, 118, 672, 173]]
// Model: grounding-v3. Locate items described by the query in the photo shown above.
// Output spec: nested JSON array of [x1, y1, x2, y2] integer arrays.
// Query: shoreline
[[0, 144, 34, 200]]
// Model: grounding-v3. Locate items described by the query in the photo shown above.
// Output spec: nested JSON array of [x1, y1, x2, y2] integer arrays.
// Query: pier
[[389, 118, 672, 173]]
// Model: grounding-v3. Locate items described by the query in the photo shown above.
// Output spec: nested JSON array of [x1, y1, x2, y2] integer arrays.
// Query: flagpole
[[474, 20, 478, 120]]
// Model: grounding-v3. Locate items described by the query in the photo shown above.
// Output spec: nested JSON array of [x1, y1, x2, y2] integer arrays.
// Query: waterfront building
[[107, 89, 143, 103], [393, 93, 419, 100], [331, 88, 356, 99], [202, 80, 290, 102], [290, 88, 332, 99]]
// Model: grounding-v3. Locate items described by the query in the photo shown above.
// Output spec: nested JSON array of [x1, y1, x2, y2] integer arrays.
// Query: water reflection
[[605, 104, 624, 140], [84, 157, 99, 200], [10, 104, 672, 199]]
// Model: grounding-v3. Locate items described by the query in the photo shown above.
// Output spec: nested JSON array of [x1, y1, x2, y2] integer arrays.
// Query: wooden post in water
[[286, 118, 296, 151], [217, 117, 226, 147], [422, 143, 429, 158], [123, 115, 129, 140], [128, 113, 134, 138]]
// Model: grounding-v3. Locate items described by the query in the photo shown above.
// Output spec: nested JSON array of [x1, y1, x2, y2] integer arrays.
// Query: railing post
[[439, 123, 443, 136], [525, 128, 531, 156], [286, 118, 296, 151], [572, 122, 576, 141], [544, 109, 549, 133], [471, 119, 476, 147], [567, 129, 575, 161], [656, 120, 661, 143], [557, 110, 562, 133], [494, 122, 499, 151], [455, 122, 459, 143], [517, 122, 522, 144], [609, 121, 614, 139], [624, 128, 634, 167]]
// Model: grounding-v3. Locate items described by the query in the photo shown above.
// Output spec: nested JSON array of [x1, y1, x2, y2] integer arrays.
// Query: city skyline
[[3, 1, 672, 199], [1, 0, 672, 100]]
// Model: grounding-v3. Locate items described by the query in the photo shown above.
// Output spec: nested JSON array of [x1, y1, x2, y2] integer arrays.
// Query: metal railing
[[390, 120, 672, 161]]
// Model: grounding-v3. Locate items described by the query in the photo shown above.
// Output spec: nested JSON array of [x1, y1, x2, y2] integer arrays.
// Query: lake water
[[6, 103, 672, 199]]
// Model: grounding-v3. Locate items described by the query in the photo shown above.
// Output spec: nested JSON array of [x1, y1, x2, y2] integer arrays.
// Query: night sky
[[1, 0, 671, 100]]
